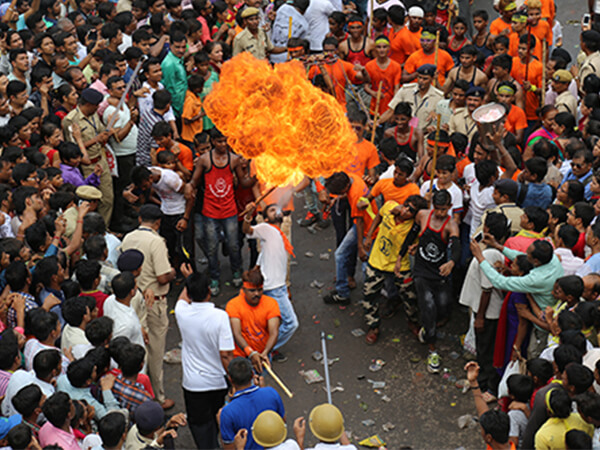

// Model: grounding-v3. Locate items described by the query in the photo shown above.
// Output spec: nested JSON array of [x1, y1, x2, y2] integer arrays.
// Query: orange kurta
[[365, 59, 403, 115], [308, 60, 358, 108], [511, 57, 543, 120], [404, 49, 455, 87]]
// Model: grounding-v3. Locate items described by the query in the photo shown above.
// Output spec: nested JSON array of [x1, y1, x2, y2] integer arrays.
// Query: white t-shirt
[[304, 0, 337, 51], [458, 248, 505, 319], [2, 369, 55, 417], [248, 223, 288, 290], [273, 440, 302, 450], [102, 295, 145, 348], [174, 300, 234, 391], [152, 167, 186, 215], [508, 409, 528, 441], [0, 211, 14, 238], [138, 81, 176, 122], [465, 180, 495, 237], [380, 163, 395, 180], [103, 104, 138, 157], [306, 443, 357, 450], [420, 180, 464, 216]]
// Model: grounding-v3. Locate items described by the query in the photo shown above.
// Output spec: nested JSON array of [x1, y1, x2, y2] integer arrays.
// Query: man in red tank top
[[187, 129, 256, 296]]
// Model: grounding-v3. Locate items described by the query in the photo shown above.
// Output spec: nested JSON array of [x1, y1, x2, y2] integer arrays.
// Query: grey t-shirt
[[509, 409, 528, 448]]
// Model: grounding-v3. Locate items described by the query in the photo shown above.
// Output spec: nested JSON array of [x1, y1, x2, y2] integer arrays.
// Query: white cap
[[408, 5, 424, 17]]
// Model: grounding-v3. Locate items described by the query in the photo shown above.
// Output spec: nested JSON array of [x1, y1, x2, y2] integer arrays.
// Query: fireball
[[204, 53, 356, 186]]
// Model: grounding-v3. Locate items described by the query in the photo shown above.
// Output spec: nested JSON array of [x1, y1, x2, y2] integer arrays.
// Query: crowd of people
[[0, 0, 598, 445]]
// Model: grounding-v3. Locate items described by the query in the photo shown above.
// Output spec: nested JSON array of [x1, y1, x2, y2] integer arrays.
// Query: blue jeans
[[203, 214, 241, 281], [335, 225, 358, 298], [264, 285, 299, 350]]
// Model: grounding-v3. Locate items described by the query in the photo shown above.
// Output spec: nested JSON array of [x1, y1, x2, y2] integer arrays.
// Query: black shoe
[[323, 291, 350, 305], [300, 211, 319, 227], [272, 351, 288, 363]]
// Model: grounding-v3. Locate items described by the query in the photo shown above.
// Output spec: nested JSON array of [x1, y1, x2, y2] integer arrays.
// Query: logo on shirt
[[419, 242, 444, 263], [209, 177, 232, 198]]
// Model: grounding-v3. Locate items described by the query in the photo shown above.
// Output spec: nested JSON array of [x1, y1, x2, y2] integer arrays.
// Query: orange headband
[[427, 140, 450, 147], [348, 21, 363, 26], [288, 46, 304, 52], [243, 281, 262, 289]]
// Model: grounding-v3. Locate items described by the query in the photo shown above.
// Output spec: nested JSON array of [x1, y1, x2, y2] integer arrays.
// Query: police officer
[[306, 404, 355, 449], [383, 64, 443, 131], [449, 86, 484, 143], [552, 69, 578, 116], [62, 88, 115, 225]]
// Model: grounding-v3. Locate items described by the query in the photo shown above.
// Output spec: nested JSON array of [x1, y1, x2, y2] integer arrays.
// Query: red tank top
[[202, 151, 238, 219], [347, 37, 371, 66]]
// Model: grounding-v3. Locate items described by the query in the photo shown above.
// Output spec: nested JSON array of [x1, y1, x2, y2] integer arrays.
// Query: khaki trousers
[[146, 297, 168, 403], [81, 158, 114, 225]]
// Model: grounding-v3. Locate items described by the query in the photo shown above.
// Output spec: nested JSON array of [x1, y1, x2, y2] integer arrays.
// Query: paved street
[[160, 2, 585, 446]]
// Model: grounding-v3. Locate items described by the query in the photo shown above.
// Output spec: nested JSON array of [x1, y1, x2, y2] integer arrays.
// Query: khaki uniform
[[387, 83, 444, 131], [449, 107, 478, 142], [579, 51, 600, 86], [62, 107, 114, 225], [475, 203, 524, 237], [554, 90, 578, 116], [121, 226, 172, 403], [232, 28, 273, 60]]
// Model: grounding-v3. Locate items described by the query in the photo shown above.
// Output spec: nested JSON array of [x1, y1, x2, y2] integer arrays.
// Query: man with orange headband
[[242, 204, 298, 363], [225, 267, 281, 374], [401, 26, 454, 87]]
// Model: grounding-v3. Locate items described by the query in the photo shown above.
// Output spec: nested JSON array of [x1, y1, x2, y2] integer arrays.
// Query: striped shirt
[[136, 108, 168, 167]]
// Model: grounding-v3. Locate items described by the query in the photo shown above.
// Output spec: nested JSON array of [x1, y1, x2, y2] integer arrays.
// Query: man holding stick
[[225, 266, 281, 374]]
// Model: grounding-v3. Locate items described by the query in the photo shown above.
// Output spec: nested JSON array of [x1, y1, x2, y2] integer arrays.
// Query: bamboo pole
[[370, 81, 384, 144]]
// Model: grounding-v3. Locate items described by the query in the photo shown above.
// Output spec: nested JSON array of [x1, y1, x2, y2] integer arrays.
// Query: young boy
[[193, 131, 211, 156], [181, 74, 205, 146], [151, 121, 193, 179], [527, 0, 552, 63], [75, 259, 109, 317], [472, 10, 493, 59], [506, 374, 535, 447], [420, 155, 463, 224], [371, 8, 389, 39], [508, 12, 528, 58], [193, 52, 218, 131], [58, 142, 102, 188], [517, 157, 553, 209]]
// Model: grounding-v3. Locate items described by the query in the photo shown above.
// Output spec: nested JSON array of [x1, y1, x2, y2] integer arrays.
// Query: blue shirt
[[576, 253, 600, 277], [220, 385, 285, 449], [519, 183, 553, 209], [562, 169, 594, 201]]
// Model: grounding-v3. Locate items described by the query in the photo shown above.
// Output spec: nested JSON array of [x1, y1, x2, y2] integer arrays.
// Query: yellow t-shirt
[[534, 413, 594, 450], [368, 201, 414, 273]]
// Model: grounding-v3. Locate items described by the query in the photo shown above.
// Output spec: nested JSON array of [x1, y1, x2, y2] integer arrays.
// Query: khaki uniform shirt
[[388, 83, 444, 131], [62, 107, 107, 162], [232, 28, 274, 60], [579, 51, 600, 85], [475, 203, 524, 237], [449, 107, 478, 142], [121, 226, 171, 297], [554, 90, 578, 116]]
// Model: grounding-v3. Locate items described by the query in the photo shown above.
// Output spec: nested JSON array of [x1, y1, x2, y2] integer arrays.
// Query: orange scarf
[[267, 223, 295, 257]]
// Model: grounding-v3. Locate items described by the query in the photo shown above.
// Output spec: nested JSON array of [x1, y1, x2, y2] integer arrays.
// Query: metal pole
[[321, 331, 332, 404], [106, 59, 143, 131]]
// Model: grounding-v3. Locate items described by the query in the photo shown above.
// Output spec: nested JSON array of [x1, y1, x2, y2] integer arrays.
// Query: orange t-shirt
[[398, 27, 422, 65], [157, 143, 194, 172], [181, 90, 203, 143], [225, 292, 281, 357], [456, 156, 471, 178], [490, 17, 512, 36], [508, 31, 521, 57], [346, 173, 376, 235], [364, 59, 402, 115], [511, 57, 543, 120], [370, 179, 420, 205], [308, 60, 357, 108], [504, 104, 528, 133], [346, 139, 380, 177], [388, 26, 405, 65], [529, 20, 552, 61], [404, 49, 455, 87]]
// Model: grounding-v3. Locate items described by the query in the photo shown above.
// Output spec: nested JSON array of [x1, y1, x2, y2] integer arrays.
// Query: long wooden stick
[[434, 30, 440, 89], [427, 114, 442, 197], [264, 363, 294, 398], [368, 0, 374, 36], [239, 186, 277, 217], [525, 26, 531, 81], [370, 81, 383, 144], [541, 39, 547, 105], [286, 16, 293, 60]]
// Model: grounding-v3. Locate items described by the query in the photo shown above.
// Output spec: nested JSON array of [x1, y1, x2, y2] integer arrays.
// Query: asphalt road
[[160, 2, 585, 447]]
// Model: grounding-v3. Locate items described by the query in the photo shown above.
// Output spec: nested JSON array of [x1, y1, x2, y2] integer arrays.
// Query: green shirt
[[480, 246, 564, 328], [161, 51, 188, 116], [201, 70, 219, 130]]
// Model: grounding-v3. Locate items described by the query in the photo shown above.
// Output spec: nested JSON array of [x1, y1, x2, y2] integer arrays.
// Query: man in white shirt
[[304, 0, 338, 52], [554, 224, 585, 276], [2, 350, 60, 417], [60, 297, 93, 354], [242, 203, 299, 361], [174, 267, 234, 449], [102, 272, 147, 349], [459, 212, 507, 399]]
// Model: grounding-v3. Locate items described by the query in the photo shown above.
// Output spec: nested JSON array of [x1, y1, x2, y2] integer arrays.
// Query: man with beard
[[242, 204, 298, 362]]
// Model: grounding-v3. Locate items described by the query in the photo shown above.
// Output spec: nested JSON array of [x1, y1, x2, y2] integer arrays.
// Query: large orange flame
[[204, 53, 356, 186]]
